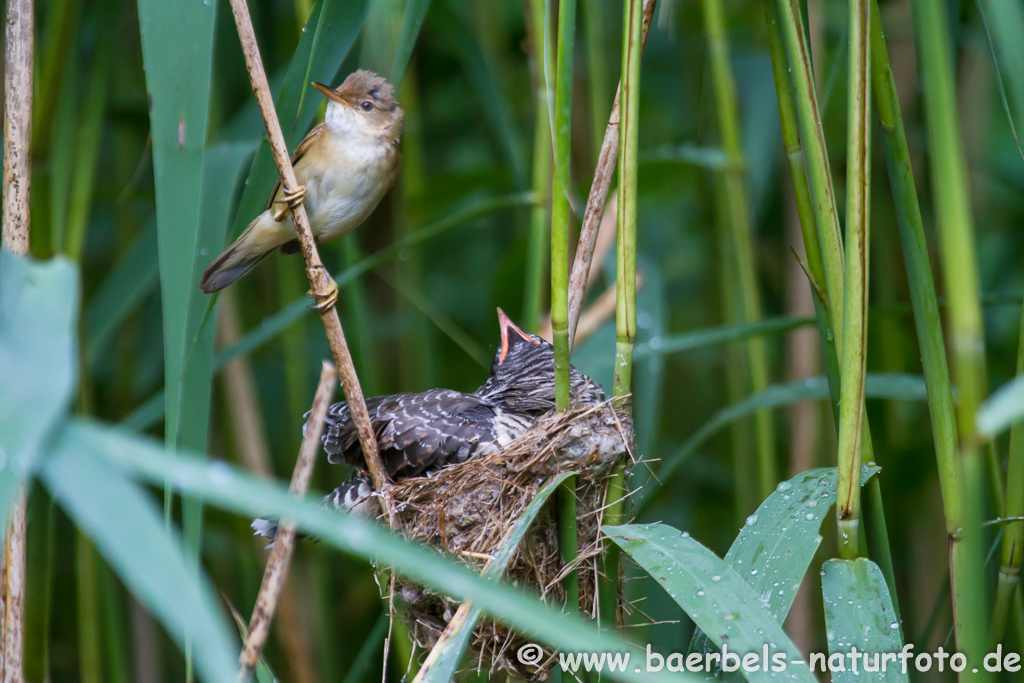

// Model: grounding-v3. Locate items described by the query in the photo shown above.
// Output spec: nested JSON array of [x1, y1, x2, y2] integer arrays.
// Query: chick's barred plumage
[[253, 310, 604, 541], [319, 310, 604, 481]]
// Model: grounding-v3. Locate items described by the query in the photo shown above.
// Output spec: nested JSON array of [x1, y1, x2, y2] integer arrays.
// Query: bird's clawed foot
[[272, 185, 308, 221], [307, 267, 339, 313]]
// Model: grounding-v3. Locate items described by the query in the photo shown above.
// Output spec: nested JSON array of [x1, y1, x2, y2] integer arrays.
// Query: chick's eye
[[360, 101, 373, 112]]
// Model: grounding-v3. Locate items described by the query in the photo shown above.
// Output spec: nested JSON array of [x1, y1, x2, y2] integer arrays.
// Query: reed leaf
[[72, 418, 696, 683]]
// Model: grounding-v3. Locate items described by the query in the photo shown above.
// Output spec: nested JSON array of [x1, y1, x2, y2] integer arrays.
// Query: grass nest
[[377, 400, 633, 680]]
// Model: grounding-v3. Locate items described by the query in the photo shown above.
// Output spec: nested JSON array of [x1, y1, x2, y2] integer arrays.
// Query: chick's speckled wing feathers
[[322, 389, 501, 478]]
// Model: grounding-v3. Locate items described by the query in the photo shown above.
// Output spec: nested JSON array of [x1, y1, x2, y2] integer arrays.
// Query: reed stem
[[227, 0, 390, 515], [524, 0, 553, 333], [835, 0, 871, 560], [2, 0, 33, 679], [238, 362, 335, 681], [551, 0, 575, 412], [913, 1, 993, 676], [868, 0, 968, 641], [600, 0, 642, 632], [551, 0, 578, 612], [774, 0, 845, 339], [566, 0, 657, 350], [702, 0, 776, 501], [993, 306, 1024, 645], [764, 0, 841, 415]]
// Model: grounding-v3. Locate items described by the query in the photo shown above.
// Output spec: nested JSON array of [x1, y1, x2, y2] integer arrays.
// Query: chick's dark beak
[[312, 82, 349, 106], [497, 308, 538, 364]]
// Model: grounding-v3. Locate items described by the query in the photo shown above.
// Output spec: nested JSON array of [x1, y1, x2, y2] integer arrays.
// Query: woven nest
[[377, 400, 633, 680]]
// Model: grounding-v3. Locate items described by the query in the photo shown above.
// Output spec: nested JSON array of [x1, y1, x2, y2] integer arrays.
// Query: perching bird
[[201, 70, 403, 306], [252, 309, 603, 538]]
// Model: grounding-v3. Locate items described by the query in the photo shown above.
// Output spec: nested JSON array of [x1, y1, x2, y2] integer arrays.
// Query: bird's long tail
[[200, 210, 290, 293]]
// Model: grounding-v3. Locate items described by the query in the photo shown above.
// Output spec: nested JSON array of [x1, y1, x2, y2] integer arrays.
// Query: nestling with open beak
[[200, 70, 404, 308]]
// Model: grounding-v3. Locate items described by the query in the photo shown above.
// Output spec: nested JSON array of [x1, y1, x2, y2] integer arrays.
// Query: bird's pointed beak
[[497, 308, 538, 364], [313, 82, 350, 107]]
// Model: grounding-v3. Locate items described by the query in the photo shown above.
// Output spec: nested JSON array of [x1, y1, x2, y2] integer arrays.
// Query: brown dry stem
[[566, 0, 657, 351], [226, 0, 391, 514], [237, 361, 336, 681], [2, 0, 33, 680], [217, 294, 317, 683]]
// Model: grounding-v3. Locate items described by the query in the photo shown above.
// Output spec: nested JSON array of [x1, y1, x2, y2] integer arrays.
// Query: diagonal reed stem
[[226, 0, 390, 516], [835, 0, 871, 560], [238, 362, 335, 682], [566, 0, 656, 351]]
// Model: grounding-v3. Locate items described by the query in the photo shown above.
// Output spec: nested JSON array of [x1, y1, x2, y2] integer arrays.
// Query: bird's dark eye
[[360, 101, 373, 112]]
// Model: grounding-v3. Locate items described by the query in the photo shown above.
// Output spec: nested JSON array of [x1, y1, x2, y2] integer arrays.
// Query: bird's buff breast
[[298, 137, 398, 240]]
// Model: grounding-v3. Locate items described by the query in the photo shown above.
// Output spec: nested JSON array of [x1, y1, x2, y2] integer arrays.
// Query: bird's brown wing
[[321, 389, 499, 478], [267, 120, 328, 212]]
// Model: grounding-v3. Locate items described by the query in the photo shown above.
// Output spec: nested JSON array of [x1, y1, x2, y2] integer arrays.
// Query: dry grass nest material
[[378, 399, 633, 680]]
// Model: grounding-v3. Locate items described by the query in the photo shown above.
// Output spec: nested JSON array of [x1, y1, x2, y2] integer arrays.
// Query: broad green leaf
[[821, 558, 908, 683], [604, 523, 815, 683], [977, 375, 1024, 438], [136, 0, 216, 452], [642, 374, 928, 513], [228, 0, 369, 242], [0, 253, 79, 529], [41, 429, 238, 683], [417, 472, 572, 683], [689, 465, 881, 677], [84, 219, 158, 366], [76, 418, 694, 683]]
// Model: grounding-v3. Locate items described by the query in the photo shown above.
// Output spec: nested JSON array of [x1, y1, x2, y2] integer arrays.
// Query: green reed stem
[[77, 533, 102, 683], [775, 0, 846, 340], [764, 0, 841, 416], [869, 0, 967, 640], [702, 0, 776, 501], [980, 0, 1024, 644], [551, 0, 574, 411], [525, 0, 553, 333], [913, 1, 993, 677], [601, 0, 642, 633], [551, 0, 578, 613], [835, 0, 871, 560], [993, 306, 1024, 644], [771, 0, 896, 591]]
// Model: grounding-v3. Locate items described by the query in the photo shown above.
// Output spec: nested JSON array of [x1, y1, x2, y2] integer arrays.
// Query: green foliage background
[[8, 0, 1024, 680]]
